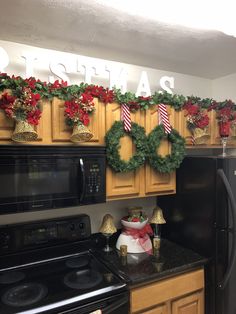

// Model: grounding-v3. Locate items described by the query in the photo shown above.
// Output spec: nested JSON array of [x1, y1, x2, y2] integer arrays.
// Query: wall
[[0, 40, 212, 98], [0, 40, 213, 232], [0, 197, 157, 234], [212, 73, 236, 102]]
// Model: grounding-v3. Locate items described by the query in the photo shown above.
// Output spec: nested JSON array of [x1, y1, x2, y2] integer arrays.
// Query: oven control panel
[[0, 214, 91, 253]]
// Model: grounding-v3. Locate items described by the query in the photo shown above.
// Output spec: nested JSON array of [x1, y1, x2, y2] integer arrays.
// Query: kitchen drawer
[[130, 269, 204, 313]]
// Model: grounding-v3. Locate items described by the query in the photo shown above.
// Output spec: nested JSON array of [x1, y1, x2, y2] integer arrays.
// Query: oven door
[[58, 292, 129, 314]]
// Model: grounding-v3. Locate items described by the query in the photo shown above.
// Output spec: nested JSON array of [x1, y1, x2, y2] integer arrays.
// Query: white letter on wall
[[0, 47, 9, 72], [106, 66, 127, 93], [77, 61, 101, 84], [49, 59, 74, 84], [21, 52, 38, 77], [159, 76, 174, 94], [136, 71, 151, 96]]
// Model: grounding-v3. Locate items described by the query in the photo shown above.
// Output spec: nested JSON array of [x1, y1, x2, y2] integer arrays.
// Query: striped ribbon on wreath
[[121, 104, 131, 132], [158, 104, 172, 134]]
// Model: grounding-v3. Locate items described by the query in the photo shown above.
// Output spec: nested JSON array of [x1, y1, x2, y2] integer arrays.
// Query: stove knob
[[79, 223, 84, 229], [69, 223, 76, 231], [0, 232, 10, 249]]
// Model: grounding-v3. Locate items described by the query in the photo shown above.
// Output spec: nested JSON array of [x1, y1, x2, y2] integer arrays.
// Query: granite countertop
[[93, 238, 208, 288]]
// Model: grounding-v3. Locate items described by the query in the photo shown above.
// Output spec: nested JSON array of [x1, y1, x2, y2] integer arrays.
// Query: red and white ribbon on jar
[[121, 104, 131, 132], [158, 103, 172, 134], [123, 224, 153, 255]]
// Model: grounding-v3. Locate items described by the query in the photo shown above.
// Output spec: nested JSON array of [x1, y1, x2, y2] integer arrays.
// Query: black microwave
[[0, 145, 106, 214]]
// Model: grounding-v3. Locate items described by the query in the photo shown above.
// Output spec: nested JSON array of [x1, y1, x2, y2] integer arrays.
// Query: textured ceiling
[[1, 0, 236, 79]]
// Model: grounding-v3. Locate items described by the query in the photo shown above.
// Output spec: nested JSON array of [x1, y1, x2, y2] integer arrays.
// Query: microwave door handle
[[79, 158, 86, 202], [217, 169, 236, 290]]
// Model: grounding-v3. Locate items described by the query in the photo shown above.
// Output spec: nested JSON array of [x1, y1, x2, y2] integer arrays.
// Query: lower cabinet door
[[171, 291, 204, 314]]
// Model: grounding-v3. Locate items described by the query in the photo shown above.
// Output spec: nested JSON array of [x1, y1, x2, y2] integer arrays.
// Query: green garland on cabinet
[[0, 72, 235, 112]]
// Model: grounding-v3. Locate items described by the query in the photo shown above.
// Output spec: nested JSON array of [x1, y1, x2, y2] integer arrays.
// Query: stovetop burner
[[1, 282, 48, 307], [0, 271, 25, 284], [64, 269, 103, 290], [0, 252, 125, 314], [0, 215, 127, 314]]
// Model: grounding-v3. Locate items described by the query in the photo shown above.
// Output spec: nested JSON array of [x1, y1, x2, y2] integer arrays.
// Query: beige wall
[[212, 73, 236, 102], [0, 40, 212, 98], [0, 197, 157, 233]]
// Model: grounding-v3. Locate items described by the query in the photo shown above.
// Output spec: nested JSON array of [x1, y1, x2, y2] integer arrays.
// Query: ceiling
[[1, 0, 236, 79]]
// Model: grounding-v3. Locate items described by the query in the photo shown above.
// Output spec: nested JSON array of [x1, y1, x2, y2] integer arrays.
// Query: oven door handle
[[102, 294, 129, 314], [79, 158, 86, 202]]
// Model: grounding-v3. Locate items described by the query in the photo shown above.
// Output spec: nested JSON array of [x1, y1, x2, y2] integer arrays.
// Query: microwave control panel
[[85, 161, 103, 195]]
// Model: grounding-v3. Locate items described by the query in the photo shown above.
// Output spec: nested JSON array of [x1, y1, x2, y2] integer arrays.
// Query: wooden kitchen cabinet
[[172, 291, 204, 314], [106, 102, 144, 199], [51, 97, 106, 145], [0, 97, 105, 145], [175, 109, 236, 146], [130, 268, 204, 314], [142, 304, 169, 314], [174, 109, 212, 146], [209, 110, 236, 146], [143, 106, 176, 196], [0, 99, 48, 144], [105, 104, 176, 200]]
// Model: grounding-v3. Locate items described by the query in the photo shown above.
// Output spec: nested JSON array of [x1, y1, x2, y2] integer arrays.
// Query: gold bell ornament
[[150, 206, 166, 250], [12, 120, 38, 143], [99, 214, 117, 252], [192, 127, 210, 145], [70, 123, 93, 143]]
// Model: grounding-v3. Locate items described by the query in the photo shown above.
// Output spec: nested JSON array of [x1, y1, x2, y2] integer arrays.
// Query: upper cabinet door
[[175, 109, 212, 146], [144, 105, 176, 195], [0, 99, 48, 144], [106, 103, 144, 200], [51, 97, 105, 145]]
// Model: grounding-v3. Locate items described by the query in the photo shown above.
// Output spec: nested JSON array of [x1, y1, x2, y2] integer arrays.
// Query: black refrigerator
[[158, 151, 236, 314]]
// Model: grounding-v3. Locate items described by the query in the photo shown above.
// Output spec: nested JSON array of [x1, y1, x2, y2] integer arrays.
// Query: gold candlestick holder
[[99, 214, 117, 252], [150, 206, 166, 250]]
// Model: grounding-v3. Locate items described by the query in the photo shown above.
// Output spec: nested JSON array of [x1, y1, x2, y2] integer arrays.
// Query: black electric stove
[[0, 215, 129, 314]]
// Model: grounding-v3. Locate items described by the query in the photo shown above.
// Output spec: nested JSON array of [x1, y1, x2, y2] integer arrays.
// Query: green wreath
[[105, 121, 148, 172], [147, 125, 185, 173]]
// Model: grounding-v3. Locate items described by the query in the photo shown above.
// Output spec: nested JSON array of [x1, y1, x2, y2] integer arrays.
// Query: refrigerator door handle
[[217, 169, 236, 290]]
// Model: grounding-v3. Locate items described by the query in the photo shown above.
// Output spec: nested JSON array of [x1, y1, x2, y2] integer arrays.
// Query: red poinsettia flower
[[0, 88, 42, 125], [183, 101, 210, 130], [128, 101, 139, 111], [99, 89, 114, 104], [64, 93, 95, 127], [49, 79, 67, 89], [84, 85, 104, 97], [82, 112, 90, 126], [25, 77, 37, 89], [0, 92, 16, 110], [27, 109, 42, 125]]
